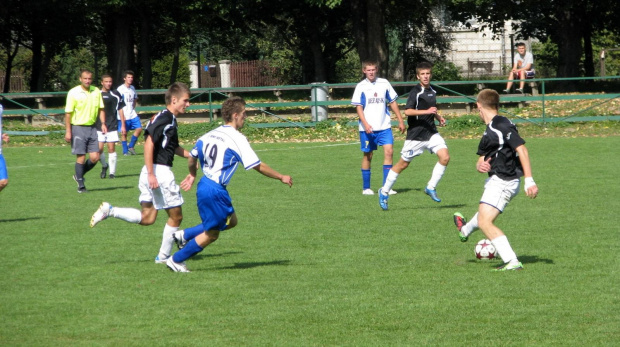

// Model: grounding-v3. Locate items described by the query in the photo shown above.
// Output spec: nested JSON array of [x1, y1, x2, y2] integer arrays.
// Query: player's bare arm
[[64, 113, 72, 143], [143, 136, 158, 189], [180, 156, 197, 191], [253, 162, 293, 187], [389, 101, 406, 133], [356, 105, 373, 133], [174, 146, 189, 158], [119, 109, 127, 136], [515, 145, 538, 198], [476, 156, 492, 173], [99, 109, 107, 134]]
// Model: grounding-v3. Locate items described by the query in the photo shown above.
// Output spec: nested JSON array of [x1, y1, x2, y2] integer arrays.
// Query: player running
[[165, 96, 293, 273]]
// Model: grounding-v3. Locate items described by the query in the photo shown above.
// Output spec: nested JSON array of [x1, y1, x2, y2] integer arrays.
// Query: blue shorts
[[359, 129, 394, 152], [118, 117, 142, 132], [0, 154, 7, 180], [196, 177, 235, 231]]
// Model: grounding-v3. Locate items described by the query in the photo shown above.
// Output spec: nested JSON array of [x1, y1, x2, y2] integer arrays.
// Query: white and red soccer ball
[[475, 239, 498, 260]]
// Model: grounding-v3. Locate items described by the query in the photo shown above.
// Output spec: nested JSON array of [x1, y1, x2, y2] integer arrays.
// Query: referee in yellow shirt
[[65, 69, 105, 193]]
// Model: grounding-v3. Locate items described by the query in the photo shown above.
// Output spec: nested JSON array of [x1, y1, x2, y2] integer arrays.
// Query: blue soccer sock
[[183, 224, 204, 241], [382, 165, 392, 185], [172, 238, 204, 263], [361, 169, 371, 190], [128, 135, 138, 149], [122, 141, 128, 154]]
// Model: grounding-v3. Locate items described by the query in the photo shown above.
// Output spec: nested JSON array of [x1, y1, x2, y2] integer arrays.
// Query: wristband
[[524, 177, 536, 191]]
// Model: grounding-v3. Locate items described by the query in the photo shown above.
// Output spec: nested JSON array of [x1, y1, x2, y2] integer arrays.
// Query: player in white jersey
[[165, 96, 293, 273], [351, 61, 405, 196], [0, 104, 9, 192], [117, 70, 141, 155]]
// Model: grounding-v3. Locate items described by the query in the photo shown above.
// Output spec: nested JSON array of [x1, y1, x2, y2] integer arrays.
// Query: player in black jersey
[[379, 62, 450, 210], [90, 82, 193, 265], [453, 89, 538, 271], [97, 74, 126, 179]]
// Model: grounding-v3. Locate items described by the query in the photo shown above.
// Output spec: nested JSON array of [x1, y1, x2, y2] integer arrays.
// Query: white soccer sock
[[381, 170, 399, 193], [100, 152, 107, 167], [426, 162, 446, 190], [158, 224, 178, 258], [491, 235, 518, 264], [108, 152, 117, 175], [461, 212, 479, 237], [110, 207, 142, 224]]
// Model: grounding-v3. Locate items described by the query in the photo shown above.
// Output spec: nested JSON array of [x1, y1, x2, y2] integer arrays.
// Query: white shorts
[[138, 165, 184, 210], [97, 130, 120, 143], [480, 175, 520, 212], [400, 133, 447, 162]]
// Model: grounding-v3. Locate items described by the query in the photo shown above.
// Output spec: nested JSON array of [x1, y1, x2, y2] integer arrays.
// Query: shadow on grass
[[0, 217, 42, 223], [192, 251, 243, 261], [108, 173, 140, 178], [215, 259, 291, 270], [466, 254, 554, 266], [519, 254, 555, 265], [87, 186, 135, 192]]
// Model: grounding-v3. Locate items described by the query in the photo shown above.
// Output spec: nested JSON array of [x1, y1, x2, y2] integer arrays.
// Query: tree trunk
[[583, 25, 594, 77], [350, 0, 389, 77], [169, 20, 182, 85], [106, 12, 134, 86], [139, 13, 152, 89], [554, 9, 582, 79], [29, 35, 43, 92], [309, 29, 326, 82]]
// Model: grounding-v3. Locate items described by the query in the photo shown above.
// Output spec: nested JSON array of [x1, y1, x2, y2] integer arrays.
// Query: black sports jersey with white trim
[[97, 90, 125, 131], [404, 84, 438, 141], [477, 115, 525, 180], [144, 109, 179, 167]]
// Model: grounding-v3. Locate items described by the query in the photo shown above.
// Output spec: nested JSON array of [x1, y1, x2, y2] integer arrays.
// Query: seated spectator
[[503, 42, 535, 94]]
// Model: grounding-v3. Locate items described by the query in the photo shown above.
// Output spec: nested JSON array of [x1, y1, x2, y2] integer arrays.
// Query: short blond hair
[[477, 89, 500, 110]]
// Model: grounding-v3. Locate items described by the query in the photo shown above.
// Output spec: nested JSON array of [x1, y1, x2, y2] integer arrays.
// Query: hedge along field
[[0, 136, 618, 346]]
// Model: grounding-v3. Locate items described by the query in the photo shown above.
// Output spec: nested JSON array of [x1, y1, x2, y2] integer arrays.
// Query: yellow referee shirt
[[65, 85, 104, 126]]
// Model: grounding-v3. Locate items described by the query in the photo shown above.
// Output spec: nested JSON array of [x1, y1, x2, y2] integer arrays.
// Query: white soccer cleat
[[388, 189, 398, 195], [154, 255, 169, 264], [172, 230, 187, 250], [362, 188, 375, 195], [166, 257, 190, 273], [90, 202, 111, 228]]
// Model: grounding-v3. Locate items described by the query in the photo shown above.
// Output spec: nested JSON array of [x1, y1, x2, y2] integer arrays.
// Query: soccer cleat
[[172, 230, 187, 250], [109, 174, 115, 179], [128, 148, 136, 155], [378, 188, 389, 211], [515, 88, 524, 94], [502, 89, 510, 94], [100, 165, 108, 179], [123, 153, 129, 156], [154, 255, 169, 264], [388, 189, 398, 195], [494, 261, 524, 271], [424, 188, 441, 202], [73, 174, 85, 189], [362, 188, 374, 195], [90, 202, 111, 227], [77, 187, 88, 193], [166, 257, 190, 273], [453, 212, 468, 242]]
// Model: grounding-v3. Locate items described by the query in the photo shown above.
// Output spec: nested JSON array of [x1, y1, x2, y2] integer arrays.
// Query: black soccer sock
[[83, 159, 97, 174], [74, 163, 86, 188]]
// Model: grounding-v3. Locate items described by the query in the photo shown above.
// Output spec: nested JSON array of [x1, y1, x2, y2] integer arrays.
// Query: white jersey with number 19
[[190, 125, 261, 186]]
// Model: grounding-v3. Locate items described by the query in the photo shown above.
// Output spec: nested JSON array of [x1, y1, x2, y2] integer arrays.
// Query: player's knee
[[384, 148, 394, 157], [439, 154, 450, 166]]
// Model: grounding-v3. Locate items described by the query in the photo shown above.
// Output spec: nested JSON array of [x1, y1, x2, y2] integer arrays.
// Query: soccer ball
[[475, 239, 497, 260]]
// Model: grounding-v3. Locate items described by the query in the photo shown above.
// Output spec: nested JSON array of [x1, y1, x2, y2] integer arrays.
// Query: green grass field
[[1, 136, 619, 346]]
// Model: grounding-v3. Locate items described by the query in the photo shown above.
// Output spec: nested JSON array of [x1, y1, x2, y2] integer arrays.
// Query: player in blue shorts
[[117, 70, 141, 155], [351, 61, 405, 196], [0, 105, 9, 192], [165, 96, 293, 273]]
